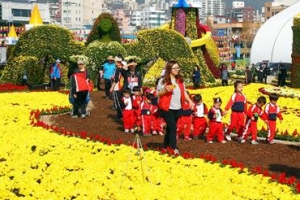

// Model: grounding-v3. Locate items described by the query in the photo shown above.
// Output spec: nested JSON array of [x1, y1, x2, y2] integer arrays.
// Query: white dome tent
[[250, 1, 300, 64]]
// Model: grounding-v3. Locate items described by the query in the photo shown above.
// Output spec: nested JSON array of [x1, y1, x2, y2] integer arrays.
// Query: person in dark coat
[[278, 64, 287, 87], [192, 65, 201, 89]]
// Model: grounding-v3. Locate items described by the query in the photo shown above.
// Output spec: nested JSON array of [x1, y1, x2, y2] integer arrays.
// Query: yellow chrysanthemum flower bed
[[189, 83, 300, 136], [0, 91, 300, 199]]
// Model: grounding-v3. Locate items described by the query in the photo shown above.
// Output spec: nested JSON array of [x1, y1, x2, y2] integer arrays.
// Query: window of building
[[267, 7, 270, 12], [12, 9, 31, 17]]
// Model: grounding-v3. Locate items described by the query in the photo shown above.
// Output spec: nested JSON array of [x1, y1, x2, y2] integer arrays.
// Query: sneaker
[[240, 139, 246, 144], [220, 140, 226, 144], [152, 131, 158, 135], [173, 148, 180, 155], [159, 132, 164, 136], [251, 140, 259, 145], [225, 134, 232, 141], [268, 140, 275, 145], [86, 109, 90, 117], [72, 115, 78, 119], [207, 141, 213, 144], [184, 136, 192, 141], [81, 114, 86, 119], [124, 129, 129, 133], [130, 129, 135, 133]]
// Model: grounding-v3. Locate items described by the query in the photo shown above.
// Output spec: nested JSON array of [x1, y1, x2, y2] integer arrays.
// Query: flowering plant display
[[174, 9, 186, 36], [291, 14, 300, 88], [1, 91, 300, 199]]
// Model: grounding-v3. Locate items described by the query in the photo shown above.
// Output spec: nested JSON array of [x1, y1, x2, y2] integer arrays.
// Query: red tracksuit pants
[[242, 119, 258, 141], [193, 117, 207, 136], [226, 112, 245, 137], [176, 116, 192, 137], [123, 110, 135, 129], [134, 109, 142, 127], [152, 115, 163, 132], [207, 122, 224, 142], [141, 115, 152, 135], [267, 120, 277, 142]]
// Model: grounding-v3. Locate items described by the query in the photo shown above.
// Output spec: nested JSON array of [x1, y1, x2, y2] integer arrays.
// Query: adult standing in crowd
[[192, 65, 201, 89], [110, 55, 127, 119], [263, 63, 268, 84], [219, 63, 229, 86], [70, 60, 90, 119], [120, 59, 143, 93], [257, 63, 265, 83], [103, 55, 116, 99], [250, 63, 257, 83], [157, 60, 194, 154], [50, 59, 62, 91], [278, 64, 287, 87]]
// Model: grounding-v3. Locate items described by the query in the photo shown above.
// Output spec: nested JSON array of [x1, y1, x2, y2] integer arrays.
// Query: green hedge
[[86, 13, 121, 45], [0, 56, 42, 84], [12, 25, 83, 61]]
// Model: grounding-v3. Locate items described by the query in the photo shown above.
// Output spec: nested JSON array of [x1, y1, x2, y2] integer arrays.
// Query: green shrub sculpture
[[12, 25, 83, 61], [124, 29, 214, 82], [86, 13, 121, 45], [0, 56, 42, 84]]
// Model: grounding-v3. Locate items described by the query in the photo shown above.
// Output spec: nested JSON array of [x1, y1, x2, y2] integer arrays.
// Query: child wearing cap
[[206, 97, 226, 144]]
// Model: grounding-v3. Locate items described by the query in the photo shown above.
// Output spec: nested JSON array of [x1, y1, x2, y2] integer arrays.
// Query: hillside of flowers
[[0, 87, 300, 199]]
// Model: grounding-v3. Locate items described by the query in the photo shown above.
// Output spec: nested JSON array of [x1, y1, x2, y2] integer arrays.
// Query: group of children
[[120, 86, 165, 136], [119, 80, 283, 145]]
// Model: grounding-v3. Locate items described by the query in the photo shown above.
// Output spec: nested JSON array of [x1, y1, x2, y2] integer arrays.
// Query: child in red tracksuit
[[224, 81, 247, 141], [121, 88, 135, 133], [140, 93, 155, 136], [151, 96, 164, 136], [264, 94, 283, 144], [193, 94, 208, 139], [240, 96, 267, 145], [207, 97, 226, 143], [132, 86, 143, 131], [176, 100, 193, 141]]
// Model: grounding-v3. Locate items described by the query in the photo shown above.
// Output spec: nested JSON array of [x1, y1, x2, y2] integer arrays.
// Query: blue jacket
[[103, 62, 116, 79], [51, 64, 61, 79]]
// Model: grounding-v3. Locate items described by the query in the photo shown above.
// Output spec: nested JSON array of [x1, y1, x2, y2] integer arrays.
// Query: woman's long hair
[[163, 60, 184, 84]]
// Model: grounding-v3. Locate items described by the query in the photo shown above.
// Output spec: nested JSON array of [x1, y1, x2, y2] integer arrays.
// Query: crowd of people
[[93, 57, 284, 154]]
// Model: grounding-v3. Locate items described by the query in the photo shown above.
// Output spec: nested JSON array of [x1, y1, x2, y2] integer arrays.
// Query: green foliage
[[193, 48, 215, 83], [0, 56, 42, 84], [12, 25, 84, 61], [137, 29, 194, 60], [86, 13, 121, 45], [84, 41, 126, 82]]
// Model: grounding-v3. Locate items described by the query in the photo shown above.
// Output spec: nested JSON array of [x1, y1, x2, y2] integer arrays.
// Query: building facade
[[201, 0, 225, 17], [131, 6, 167, 29]]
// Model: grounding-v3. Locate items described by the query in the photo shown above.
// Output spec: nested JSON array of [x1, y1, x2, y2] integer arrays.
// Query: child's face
[[123, 93, 130, 98], [270, 100, 277, 105], [213, 102, 221, 109], [236, 83, 243, 93], [196, 100, 202, 104], [256, 102, 265, 108], [133, 91, 140, 96]]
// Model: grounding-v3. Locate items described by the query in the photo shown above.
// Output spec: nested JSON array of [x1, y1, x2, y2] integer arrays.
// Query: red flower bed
[[0, 83, 27, 92]]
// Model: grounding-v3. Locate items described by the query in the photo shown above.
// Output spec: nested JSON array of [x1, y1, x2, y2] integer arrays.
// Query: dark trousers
[[104, 79, 112, 97], [222, 79, 228, 86], [97, 77, 102, 91], [159, 109, 181, 149], [51, 78, 60, 91], [113, 90, 123, 119], [73, 90, 88, 116], [193, 81, 200, 89]]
